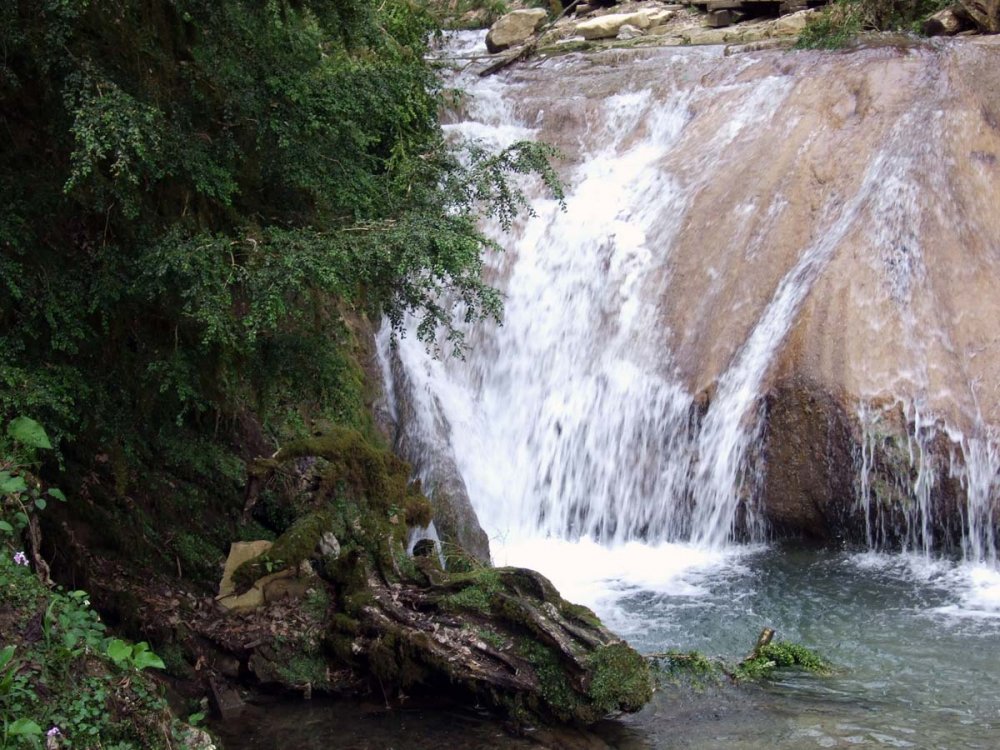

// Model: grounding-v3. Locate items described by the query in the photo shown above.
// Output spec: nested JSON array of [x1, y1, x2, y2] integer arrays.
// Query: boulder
[[772, 8, 816, 35], [923, 6, 970, 34], [216, 541, 272, 610], [645, 8, 676, 24], [576, 11, 652, 40], [486, 9, 549, 53]]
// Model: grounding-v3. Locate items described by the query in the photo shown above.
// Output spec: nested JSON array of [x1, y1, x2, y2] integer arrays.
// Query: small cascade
[[855, 399, 1000, 565]]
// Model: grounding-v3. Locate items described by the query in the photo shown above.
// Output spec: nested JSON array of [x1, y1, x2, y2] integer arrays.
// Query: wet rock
[[387, 349, 492, 563], [412, 538, 437, 557], [486, 9, 549, 53], [350, 566, 653, 724], [760, 377, 857, 540]]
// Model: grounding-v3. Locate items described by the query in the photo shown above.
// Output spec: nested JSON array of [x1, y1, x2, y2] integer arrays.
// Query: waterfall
[[381, 33, 1000, 563]]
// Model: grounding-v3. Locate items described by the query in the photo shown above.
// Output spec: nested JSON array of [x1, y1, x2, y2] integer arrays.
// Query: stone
[[177, 727, 217, 750], [208, 677, 244, 720], [575, 3, 594, 15], [216, 540, 315, 610], [317, 531, 340, 560], [486, 9, 549, 53], [682, 26, 734, 44], [960, 0, 1000, 32], [261, 574, 314, 603], [923, 7, 967, 34], [576, 11, 652, 39], [772, 8, 815, 34], [644, 8, 676, 24], [617, 23, 645, 39], [217, 541, 272, 598], [707, 9, 736, 27], [216, 541, 272, 610]]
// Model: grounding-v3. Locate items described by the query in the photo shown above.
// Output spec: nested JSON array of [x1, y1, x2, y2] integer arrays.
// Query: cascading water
[[382, 33, 1000, 575]]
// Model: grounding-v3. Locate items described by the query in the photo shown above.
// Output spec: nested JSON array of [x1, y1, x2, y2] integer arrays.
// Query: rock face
[[486, 9, 548, 53]]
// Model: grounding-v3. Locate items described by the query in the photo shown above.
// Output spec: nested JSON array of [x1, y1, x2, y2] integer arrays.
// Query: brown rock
[[486, 9, 548, 53], [923, 6, 969, 34]]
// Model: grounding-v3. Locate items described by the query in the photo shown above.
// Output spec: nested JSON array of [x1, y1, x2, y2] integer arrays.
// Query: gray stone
[[317, 531, 341, 559], [617, 23, 645, 39]]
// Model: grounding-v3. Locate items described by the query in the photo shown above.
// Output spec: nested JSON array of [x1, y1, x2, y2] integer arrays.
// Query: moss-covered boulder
[[229, 431, 653, 725]]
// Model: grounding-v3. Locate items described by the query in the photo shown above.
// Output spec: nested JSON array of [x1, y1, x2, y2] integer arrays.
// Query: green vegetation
[[0, 0, 562, 592], [0, 550, 185, 749], [796, 0, 952, 47], [648, 640, 832, 686], [734, 641, 832, 680]]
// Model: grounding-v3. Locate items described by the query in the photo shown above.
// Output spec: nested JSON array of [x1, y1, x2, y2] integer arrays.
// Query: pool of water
[[214, 543, 1000, 749]]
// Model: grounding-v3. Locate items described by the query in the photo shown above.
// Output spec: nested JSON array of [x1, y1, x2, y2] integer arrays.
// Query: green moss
[[265, 428, 430, 527], [649, 650, 725, 691], [520, 640, 579, 722], [586, 642, 653, 717], [441, 568, 503, 614], [475, 627, 508, 650], [173, 531, 223, 583], [559, 601, 602, 629], [796, 1, 862, 48], [735, 641, 831, 680], [232, 509, 334, 590]]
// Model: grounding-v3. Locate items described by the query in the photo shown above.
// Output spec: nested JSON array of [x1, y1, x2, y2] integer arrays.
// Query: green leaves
[[0, 473, 27, 495], [5, 718, 42, 737], [6, 418, 51, 450], [105, 639, 165, 671], [105, 638, 131, 664]]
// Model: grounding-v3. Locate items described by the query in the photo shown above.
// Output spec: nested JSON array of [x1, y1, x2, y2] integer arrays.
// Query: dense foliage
[[0, 0, 560, 499]]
